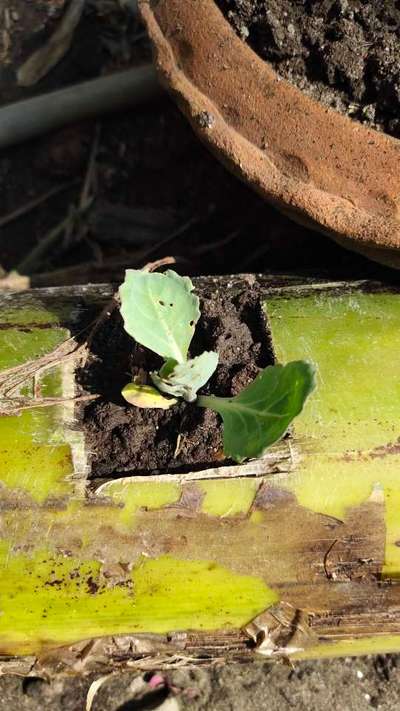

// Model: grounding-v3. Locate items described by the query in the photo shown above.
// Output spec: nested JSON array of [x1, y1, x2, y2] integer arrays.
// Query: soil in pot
[[216, 0, 400, 138], [78, 281, 273, 477]]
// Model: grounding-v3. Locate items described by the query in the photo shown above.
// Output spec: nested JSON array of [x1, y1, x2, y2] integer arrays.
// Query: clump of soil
[[216, 0, 400, 138], [79, 282, 272, 477]]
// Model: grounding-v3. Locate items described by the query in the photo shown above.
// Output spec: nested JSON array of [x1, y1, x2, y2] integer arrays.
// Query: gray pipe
[[0, 64, 161, 150]]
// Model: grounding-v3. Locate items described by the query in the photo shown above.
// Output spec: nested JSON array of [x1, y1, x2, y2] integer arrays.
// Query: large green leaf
[[119, 270, 200, 363], [197, 361, 315, 462], [151, 351, 219, 402]]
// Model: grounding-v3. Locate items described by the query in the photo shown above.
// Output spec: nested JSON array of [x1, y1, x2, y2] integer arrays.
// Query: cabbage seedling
[[119, 269, 315, 462]]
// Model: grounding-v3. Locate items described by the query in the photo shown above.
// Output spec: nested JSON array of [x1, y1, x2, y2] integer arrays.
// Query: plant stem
[[16, 213, 73, 275], [196, 394, 219, 409]]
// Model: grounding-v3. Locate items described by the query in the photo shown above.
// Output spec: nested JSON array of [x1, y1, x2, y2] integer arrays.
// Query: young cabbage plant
[[119, 269, 315, 462]]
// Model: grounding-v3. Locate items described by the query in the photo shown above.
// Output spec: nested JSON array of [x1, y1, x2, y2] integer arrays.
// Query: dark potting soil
[[79, 282, 272, 477], [216, 0, 400, 138]]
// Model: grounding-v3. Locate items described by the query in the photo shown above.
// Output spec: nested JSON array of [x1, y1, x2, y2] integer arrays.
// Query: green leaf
[[151, 351, 219, 402], [122, 382, 177, 409], [119, 269, 200, 363], [197, 361, 315, 462]]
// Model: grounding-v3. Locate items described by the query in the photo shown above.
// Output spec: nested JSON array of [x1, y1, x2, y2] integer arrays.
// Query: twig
[[80, 123, 101, 211], [16, 212, 75, 275], [0, 393, 99, 417], [29, 256, 135, 287], [194, 229, 241, 256], [63, 204, 80, 248], [0, 338, 86, 398], [86, 674, 115, 711], [88, 202, 179, 247], [65, 123, 102, 250], [134, 217, 198, 265], [29, 218, 193, 286], [0, 181, 78, 229], [143, 255, 176, 272], [17, 0, 86, 87], [173, 433, 183, 458], [83, 235, 104, 263], [85, 296, 120, 354], [16, 151, 98, 275], [323, 539, 339, 580]]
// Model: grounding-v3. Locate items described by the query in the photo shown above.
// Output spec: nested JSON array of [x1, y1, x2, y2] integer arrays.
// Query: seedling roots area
[[79, 284, 272, 476]]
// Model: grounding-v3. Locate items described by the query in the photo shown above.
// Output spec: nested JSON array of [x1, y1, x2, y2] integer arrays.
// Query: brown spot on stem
[[339, 438, 400, 462]]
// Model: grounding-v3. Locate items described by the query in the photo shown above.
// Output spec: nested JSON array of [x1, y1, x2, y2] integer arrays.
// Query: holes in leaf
[[159, 300, 165, 306], [190, 320, 194, 326], [169, 303, 174, 307]]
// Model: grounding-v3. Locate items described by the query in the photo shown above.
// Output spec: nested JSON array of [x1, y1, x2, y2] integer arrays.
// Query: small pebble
[[196, 111, 215, 129]]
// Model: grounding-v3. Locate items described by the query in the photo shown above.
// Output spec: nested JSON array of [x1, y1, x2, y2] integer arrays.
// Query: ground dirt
[[0, 0, 399, 707], [1, 656, 400, 710], [216, 0, 400, 138]]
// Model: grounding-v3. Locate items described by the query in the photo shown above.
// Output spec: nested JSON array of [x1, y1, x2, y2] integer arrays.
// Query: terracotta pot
[[139, 0, 400, 268]]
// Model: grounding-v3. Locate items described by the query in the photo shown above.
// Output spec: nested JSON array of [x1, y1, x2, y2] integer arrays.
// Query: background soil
[[1, 656, 400, 710], [0, 0, 400, 708], [216, 0, 400, 138], [1, 1, 399, 284]]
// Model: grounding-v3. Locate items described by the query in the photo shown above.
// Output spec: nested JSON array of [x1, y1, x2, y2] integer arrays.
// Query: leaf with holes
[[119, 269, 200, 363], [197, 361, 315, 462], [151, 351, 219, 402]]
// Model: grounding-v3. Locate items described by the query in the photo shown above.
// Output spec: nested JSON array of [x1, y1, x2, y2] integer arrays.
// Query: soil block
[[79, 280, 273, 477]]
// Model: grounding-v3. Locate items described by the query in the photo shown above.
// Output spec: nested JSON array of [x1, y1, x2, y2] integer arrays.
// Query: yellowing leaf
[[122, 383, 177, 409]]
